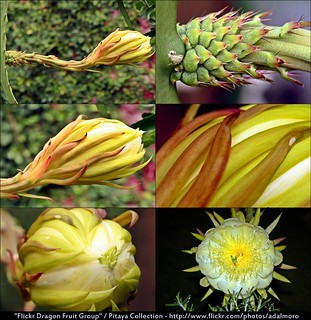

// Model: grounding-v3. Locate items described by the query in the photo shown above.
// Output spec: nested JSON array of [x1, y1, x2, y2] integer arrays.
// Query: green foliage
[[1, 0, 154, 104], [135, 0, 156, 39], [166, 291, 280, 312], [209, 291, 280, 312], [131, 109, 155, 147], [0, 104, 155, 207], [166, 292, 195, 312]]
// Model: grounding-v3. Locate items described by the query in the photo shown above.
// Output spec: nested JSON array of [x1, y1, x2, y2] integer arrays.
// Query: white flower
[[183, 209, 296, 302], [196, 218, 282, 297]]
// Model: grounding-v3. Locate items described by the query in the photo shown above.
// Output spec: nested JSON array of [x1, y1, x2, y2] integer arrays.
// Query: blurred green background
[[1, 0, 155, 104], [0, 104, 155, 207]]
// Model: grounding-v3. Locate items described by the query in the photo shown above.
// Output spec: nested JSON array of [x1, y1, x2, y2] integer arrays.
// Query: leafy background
[[0, 104, 155, 207], [1, 0, 155, 104]]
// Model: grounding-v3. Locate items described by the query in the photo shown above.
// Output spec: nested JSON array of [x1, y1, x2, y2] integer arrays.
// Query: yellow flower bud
[[17, 208, 141, 311], [1, 115, 151, 200], [84, 29, 153, 66], [5, 29, 154, 72]]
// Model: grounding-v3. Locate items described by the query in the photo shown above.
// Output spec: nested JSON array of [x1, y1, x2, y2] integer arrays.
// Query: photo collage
[[1, 0, 310, 317]]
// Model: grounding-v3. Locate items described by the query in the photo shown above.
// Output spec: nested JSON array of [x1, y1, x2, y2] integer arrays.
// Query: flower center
[[230, 251, 244, 266], [99, 246, 120, 269], [227, 244, 251, 270], [196, 218, 278, 293], [214, 238, 256, 279]]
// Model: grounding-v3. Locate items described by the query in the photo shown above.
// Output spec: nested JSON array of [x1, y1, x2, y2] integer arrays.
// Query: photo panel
[[156, 207, 311, 312], [1, 104, 155, 208], [0, 207, 155, 311], [156, 0, 310, 104], [1, 1, 155, 105], [156, 104, 310, 208]]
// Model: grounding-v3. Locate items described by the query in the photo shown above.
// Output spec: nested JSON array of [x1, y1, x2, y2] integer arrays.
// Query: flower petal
[[178, 112, 240, 207]]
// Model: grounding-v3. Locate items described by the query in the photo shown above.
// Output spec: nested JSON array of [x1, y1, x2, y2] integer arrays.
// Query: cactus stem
[[0, 1, 18, 104]]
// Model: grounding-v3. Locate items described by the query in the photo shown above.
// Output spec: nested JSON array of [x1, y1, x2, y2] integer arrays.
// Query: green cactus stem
[[156, 1, 184, 103], [170, 8, 311, 90], [117, 0, 133, 29], [0, 0, 18, 104]]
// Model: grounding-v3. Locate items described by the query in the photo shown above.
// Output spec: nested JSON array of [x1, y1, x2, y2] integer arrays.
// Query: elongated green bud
[[170, 8, 311, 88]]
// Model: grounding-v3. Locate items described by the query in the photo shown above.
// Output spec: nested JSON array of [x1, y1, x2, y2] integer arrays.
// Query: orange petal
[[112, 210, 139, 228], [157, 108, 239, 168], [156, 124, 220, 206], [178, 112, 240, 207]]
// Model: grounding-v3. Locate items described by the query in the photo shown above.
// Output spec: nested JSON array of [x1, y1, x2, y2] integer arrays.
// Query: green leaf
[[134, 1, 144, 11], [130, 112, 155, 131], [142, 129, 155, 147], [131, 113, 155, 147]]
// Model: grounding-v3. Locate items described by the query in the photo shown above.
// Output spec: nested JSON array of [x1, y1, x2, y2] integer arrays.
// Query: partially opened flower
[[1, 115, 151, 200], [16, 208, 140, 311], [183, 209, 296, 304], [156, 104, 310, 207]]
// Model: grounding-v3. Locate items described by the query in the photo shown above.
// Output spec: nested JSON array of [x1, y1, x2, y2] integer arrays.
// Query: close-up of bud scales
[[170, 8, 311, 89]]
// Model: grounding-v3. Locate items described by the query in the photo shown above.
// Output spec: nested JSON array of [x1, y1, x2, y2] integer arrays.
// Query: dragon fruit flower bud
[[5, 29, 153, 72], [170, 8, 311, 88], [17, 208, 141, 311], [1, 115, 151, 200], [84, 29, 153, 66]]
